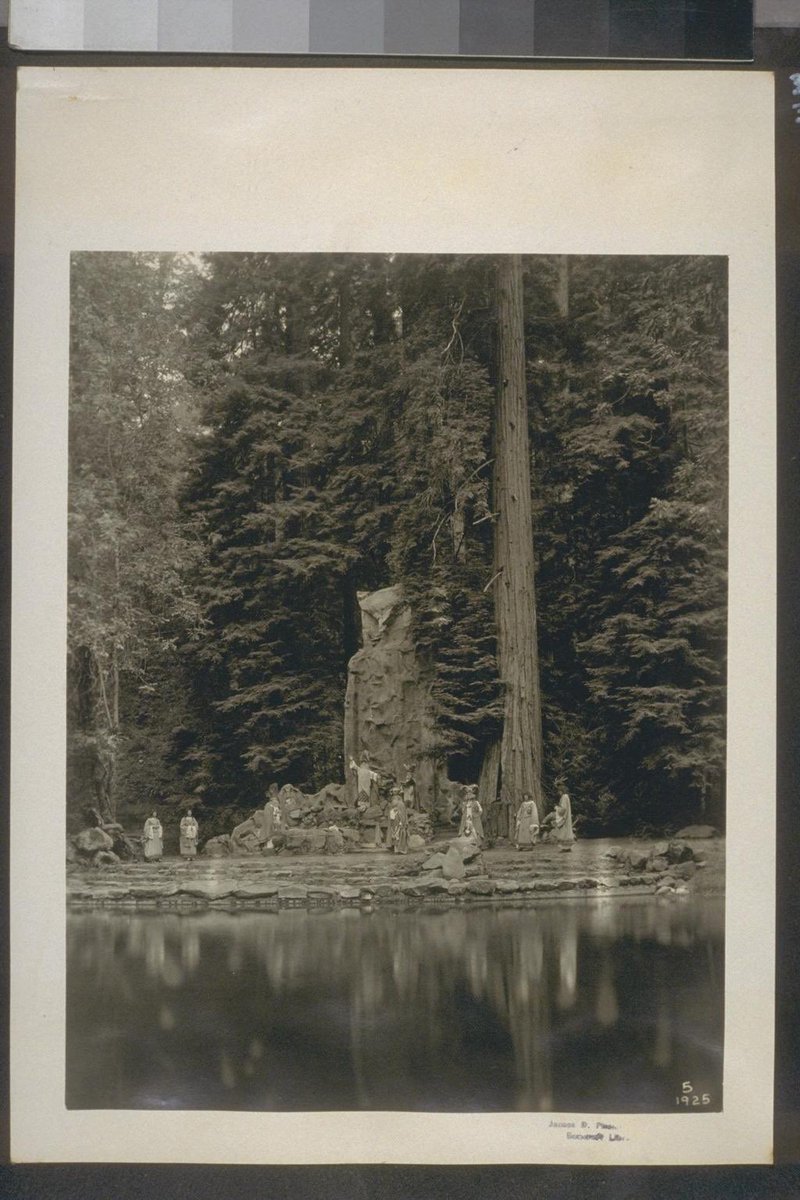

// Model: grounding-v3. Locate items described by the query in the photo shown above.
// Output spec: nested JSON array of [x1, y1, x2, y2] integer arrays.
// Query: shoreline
[[67, 836, 725, 912]]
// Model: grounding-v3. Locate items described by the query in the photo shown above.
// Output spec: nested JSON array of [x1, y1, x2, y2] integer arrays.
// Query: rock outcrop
[[343, 585, 446, 815], [675, 824, 719, 839]]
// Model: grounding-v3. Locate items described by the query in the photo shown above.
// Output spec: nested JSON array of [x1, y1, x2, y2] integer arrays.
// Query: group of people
[[350, 752, 414, 855], [456, 786, 575, 851], [141, 773, 575, 863], [514, 791, 575, 851], [142, 809, 199, 862]]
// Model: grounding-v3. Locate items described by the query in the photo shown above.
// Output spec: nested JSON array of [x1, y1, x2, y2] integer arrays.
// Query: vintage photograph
[[65, 250, 727, 1114]]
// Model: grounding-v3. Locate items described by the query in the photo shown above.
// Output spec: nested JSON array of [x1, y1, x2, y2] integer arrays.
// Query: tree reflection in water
[[67, 898, 723, 1112]]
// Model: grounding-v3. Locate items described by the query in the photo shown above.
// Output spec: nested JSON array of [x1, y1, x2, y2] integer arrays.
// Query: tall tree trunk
[[556, 255, 570, 318], [489, 256, 544, 836]]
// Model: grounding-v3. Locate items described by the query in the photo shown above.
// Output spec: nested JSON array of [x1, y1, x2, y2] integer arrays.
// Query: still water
[[67, 898, 723, 1112]]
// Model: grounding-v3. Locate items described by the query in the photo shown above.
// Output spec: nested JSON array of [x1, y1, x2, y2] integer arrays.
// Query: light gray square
[[309, 0, 384, 53], [84, 0, 159, 50], [158, 0, 233, 51], [233, 0, 310, 52]]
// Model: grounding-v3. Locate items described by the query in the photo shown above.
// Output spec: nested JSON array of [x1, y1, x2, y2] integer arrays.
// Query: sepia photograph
[[65, 249, 726, 1114], [10, 67, 775, 1165]]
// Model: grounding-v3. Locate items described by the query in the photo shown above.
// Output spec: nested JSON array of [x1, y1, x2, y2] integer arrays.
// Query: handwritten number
[[676, 1083, 712, 1107]]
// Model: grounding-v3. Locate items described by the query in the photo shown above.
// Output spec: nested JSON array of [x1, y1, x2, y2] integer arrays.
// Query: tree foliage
[[67, 252, 728, 833]]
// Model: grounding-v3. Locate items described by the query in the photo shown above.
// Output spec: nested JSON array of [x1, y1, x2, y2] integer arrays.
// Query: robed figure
[[261, 795, 284, 849], [387, 790, 409, 855], [179, 810, 199, 859], [350, 751, 378, 809], [459, 788, 484, 844], [514, 797, 540, 850], [544, 792, 576, 848], [143, 812, 163, 861]]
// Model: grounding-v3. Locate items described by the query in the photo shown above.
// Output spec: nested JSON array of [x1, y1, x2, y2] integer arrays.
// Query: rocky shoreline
[[67, 834, 723, 912]]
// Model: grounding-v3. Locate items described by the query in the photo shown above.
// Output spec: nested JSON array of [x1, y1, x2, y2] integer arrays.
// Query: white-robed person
[[543, 791, 576, 850], [458, 785, 484, 844], [143, 811, 163, 861], [179, 809, 199, 859], [349, 750, 378, 810], [514, 795, 540, 851]]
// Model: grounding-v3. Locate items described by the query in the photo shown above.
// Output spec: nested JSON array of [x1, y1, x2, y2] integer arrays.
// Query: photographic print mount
[[11, 66, 775, 1165]]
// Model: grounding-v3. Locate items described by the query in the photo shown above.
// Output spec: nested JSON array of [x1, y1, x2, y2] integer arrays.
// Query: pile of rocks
[[68, 822, 141, 868], [409, 837, 484, 886], [608, 839, 706, 896]]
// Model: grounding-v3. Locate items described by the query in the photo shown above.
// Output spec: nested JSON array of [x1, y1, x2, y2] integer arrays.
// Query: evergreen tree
[[68, 252, 200, 819], [532, 256, 728, 831]]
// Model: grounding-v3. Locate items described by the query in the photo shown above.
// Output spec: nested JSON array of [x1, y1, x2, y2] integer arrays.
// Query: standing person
[[458, 785, 484, 844], [514, 795, 540, 851], [349, 751, 378, 810], [543, 791, 576, 849], [261, 790, 284, 850], [143, 811, 163, 861], [179, 809, 199, 859], [387, 788, 409, 855]]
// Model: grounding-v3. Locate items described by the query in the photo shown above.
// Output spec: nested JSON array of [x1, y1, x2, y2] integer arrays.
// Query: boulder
[[673, 861, 697, 881], [180, 881, 235, 901], [466, 877, 496, 895], [278, 885, 309, 902], [675, 825, 718, 839], [74, 828, 114, 856], [93, 850, 121, 867], [495, 880, 520, 894], [652, 841, 670, 859], [279, 783, 307, 810], [307, 782, 345, 808], [422, 852, 447, 873], [650, 856, 669, 873], [448, 837, 482, 862], [441, 846, 466, 881], [283, 828, 326, 854], [324, 827, 345, 855], [627, 852, 650, 871], [667, 841, 694, 863], [408, 834, 426, 852], [233, 882, 280, 899], [203, 835, 232, 858]]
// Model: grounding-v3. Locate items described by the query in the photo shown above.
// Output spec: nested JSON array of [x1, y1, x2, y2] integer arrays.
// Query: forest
[[67, 251, 728, 838]]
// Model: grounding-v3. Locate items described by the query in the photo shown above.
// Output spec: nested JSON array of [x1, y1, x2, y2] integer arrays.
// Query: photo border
[[10, 64, 776, 1166]]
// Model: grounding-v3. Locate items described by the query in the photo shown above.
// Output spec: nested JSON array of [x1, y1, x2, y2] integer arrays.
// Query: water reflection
[[67, 898, 723, 1112]]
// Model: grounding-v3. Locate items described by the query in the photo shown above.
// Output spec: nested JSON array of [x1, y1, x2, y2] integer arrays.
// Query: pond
[[66, 897, 723, 1112]]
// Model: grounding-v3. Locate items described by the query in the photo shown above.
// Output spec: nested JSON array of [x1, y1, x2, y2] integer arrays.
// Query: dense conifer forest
[[67, 252, 728, 836]]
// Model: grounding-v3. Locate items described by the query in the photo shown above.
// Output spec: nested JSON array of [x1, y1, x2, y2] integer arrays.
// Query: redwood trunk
[[490, 256, 544, 835]]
